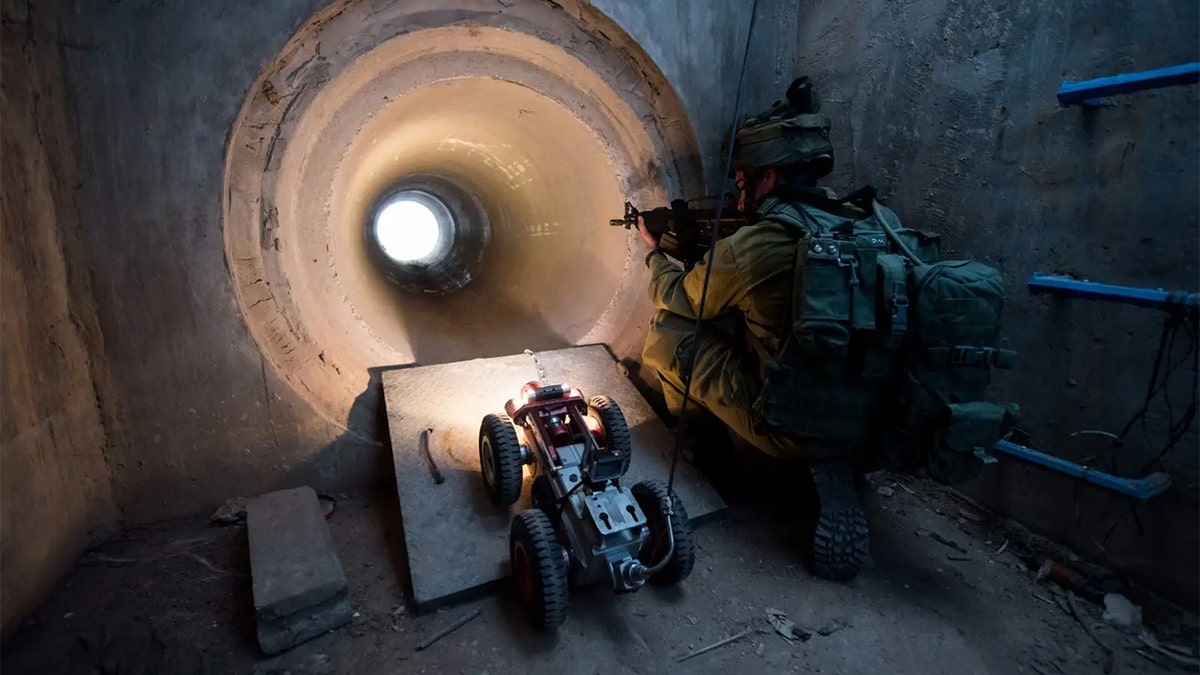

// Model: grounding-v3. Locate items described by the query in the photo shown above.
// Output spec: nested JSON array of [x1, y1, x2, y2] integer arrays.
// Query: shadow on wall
[[794, 0, 1199, 607]]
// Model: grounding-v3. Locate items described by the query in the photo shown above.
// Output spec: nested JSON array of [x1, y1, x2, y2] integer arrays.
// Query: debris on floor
[[5, 478, 1195, 674], [765, 607, 810, 642], [676, 627, 758, 662], [815, 618, 850, 636], [210, 496, 248, 525], [1104, 592, 1144, 628], [414, 608, 481, 651], [248, 486, 354, 654]]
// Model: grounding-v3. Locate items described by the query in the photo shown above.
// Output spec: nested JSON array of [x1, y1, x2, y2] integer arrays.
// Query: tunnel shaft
[[224, 1, 702, 430]]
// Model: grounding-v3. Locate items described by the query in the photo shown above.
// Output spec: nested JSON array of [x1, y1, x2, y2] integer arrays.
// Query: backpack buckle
[[891, 295, 909, 334], [950, 347, 975, 364], [836, 256, 860, 286], [950, 346, 994, 365]]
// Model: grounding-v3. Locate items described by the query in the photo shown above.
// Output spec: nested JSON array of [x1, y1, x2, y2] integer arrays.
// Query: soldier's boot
[[810, 458, 869, 581]]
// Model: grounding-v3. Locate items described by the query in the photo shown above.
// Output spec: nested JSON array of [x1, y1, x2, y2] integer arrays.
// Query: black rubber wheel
[[631, 480, 695, 585], [588, 396, 632, 476], [479, 413, 523, 506], [509, 509, 569, 631]]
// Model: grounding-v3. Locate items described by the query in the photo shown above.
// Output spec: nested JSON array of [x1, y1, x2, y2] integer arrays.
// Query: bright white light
[[374, 198, 441, 263]]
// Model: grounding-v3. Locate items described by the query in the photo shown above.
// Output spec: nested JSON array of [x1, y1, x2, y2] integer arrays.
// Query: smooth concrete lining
[[225, 7, 703, 432]]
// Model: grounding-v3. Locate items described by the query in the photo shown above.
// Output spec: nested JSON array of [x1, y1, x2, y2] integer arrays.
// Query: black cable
[[666, 0, 760, 496], [1138, 314, 1199, 475]]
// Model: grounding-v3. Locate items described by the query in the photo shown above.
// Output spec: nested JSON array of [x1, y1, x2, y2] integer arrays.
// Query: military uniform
[[641, 196, 850, 461], [640, 76, 878, 582]]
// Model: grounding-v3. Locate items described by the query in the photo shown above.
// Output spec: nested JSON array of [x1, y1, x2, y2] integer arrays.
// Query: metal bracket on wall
[[1009, 273, 1196, 500], [1028, 273, 1199, 313], [993, 440, 1171, 501], [1057, 62, 1200, 107]]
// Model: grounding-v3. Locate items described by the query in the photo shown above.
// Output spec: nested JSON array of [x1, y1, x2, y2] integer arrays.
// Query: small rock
[[877, 486, 895, 497], [1102, 593, 1142, 628], [211, 496, 248, 524], [1067, 378, 1078, 387], [816, 619, 850, 636]]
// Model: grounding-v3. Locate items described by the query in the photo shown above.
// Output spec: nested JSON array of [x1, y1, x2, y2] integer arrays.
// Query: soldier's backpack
[[752, 189, 1018, 484]]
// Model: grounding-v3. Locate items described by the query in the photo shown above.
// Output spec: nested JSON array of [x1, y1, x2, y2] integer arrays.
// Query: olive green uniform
[[641, 196, 843, 461]]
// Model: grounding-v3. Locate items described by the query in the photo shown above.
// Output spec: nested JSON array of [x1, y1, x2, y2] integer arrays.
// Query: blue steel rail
[[1028, 273, 1199, 313], [1003, 272, 1196, 500], [1058, 62, 1200, 107], [993, 441, 1171, 501]]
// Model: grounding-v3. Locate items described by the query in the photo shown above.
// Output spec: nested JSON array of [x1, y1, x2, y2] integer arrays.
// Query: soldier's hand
[[636, 216, 658, 251]]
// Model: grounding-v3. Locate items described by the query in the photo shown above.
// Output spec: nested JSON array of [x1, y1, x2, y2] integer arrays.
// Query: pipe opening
[[365, 174, 490, 295], [373, 194, 443, 265], [224, 3, 702, 429]]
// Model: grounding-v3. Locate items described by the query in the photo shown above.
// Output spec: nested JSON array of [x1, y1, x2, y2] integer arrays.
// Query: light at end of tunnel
[[374, 198, 442, 263]]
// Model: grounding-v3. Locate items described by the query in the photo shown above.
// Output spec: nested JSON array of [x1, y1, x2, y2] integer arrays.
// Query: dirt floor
[[5, 455, 1198, 675]]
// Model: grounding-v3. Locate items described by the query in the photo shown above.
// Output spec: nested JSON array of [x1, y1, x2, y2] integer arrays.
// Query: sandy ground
[[5, 457, 1197, 675]]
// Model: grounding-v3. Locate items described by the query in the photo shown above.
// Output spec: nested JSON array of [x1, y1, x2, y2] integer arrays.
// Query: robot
[[478, 381, 695, 630]]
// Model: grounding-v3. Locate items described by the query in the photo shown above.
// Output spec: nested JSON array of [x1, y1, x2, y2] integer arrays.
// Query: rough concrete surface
[[247, 487, 353, 654], [381, 346, 724, 610], [795, 0, 1199, 607], [0, 0, 117, 632], [3, 467, 1196, 674], [47, 0, 779, 526]]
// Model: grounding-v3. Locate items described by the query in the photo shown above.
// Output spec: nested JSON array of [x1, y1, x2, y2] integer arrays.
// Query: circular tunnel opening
[[365, 174, 490, 295], [372, 194, 444, 265], [224, 0, 702, 431]]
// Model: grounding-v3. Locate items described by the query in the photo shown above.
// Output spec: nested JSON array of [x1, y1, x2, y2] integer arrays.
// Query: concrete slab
[[247, 486, 354, 654], [382, 345, 725, 612]]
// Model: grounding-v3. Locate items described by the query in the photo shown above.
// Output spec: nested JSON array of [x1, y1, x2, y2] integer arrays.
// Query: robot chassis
[[478, 382, 695, 631]]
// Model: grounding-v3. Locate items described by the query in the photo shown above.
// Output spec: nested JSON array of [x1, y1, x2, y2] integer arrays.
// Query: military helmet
[[728, 76, 834, 178]]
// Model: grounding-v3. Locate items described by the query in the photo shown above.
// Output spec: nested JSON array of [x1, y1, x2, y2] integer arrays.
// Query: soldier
[[637, 77, 872, 581]]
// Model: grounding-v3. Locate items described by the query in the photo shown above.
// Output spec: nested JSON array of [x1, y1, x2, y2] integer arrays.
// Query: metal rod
[[676, 627, 757, 663], [419, 428, 444, 485], [1057, 62, 1200, 107], [993, 440, 1171, 501], [1028, 273, 1198, 313], [414, 607, 482, 651]]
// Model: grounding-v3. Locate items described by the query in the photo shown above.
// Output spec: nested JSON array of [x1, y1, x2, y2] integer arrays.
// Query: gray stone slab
[[382, 345, 726, 612], [247, 486, 353, 654]]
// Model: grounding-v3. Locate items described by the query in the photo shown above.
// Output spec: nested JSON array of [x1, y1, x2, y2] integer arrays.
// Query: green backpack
[[752, 190, 1018, 484]]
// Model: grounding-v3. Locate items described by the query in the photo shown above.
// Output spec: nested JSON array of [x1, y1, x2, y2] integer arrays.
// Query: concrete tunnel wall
[[44, 0, 798, 523], [796, 0, 1199, 606], [0, 3, 119, 631], [1, 0, 1196, 631]]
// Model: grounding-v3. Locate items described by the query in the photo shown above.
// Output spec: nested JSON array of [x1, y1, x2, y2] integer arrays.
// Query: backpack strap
[[926, 346, 1018, 369], [877, 253, 909, 350]]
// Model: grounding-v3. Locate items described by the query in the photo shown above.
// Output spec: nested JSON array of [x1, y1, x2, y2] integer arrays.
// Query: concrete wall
[[796, 0, 1199, 605], [24, 0, 1195, 613], [0, 2, 118, 630], [51, 0, 795, 523]]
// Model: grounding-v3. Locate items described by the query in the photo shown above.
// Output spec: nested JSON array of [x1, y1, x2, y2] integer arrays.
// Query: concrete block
[[247, 486, 353, 654], [382, 345, 725, 612]]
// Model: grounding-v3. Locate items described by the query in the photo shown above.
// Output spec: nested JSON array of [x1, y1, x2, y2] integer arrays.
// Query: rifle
[[608, 194, 751, 267]]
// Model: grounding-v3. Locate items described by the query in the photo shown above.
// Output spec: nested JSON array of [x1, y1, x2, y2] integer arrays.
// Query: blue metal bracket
[[1058, 62, 1200, 107], [1028, 273, 1199, 313], [994, 440, 1171, 501]]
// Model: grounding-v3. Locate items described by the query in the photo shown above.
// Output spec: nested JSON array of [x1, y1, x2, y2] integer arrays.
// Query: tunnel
[[224, 1, 703, 429], [4, 0, 1200, 666]]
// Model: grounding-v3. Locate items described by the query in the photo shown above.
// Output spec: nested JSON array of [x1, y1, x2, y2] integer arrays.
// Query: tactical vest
[[751, 190, 1019, 485]]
